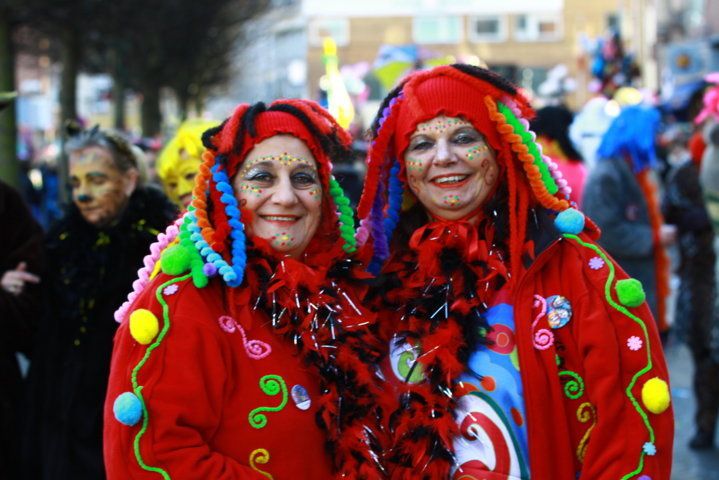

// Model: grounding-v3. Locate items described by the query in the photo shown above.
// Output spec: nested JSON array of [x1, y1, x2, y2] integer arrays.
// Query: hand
[[659, 224, 677, 247], [1, 262, 40, 296]]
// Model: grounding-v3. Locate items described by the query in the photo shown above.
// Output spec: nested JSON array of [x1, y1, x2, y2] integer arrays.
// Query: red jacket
[[512, 229, 672, 479], [104, 274, 334, 479], [377, 219, 673, 479]]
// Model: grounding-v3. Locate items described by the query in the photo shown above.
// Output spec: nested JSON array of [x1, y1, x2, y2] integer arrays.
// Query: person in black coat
[[22, 126, 178, 479], [663, 153, 719, 450], [0, 179, 43, 479]]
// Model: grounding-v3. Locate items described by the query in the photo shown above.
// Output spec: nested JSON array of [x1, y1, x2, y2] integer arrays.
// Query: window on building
[[309, 18, 350, 47], [468, 15, 507, 42], [513, 13, 562, 41], [412, 16, 462, 44]]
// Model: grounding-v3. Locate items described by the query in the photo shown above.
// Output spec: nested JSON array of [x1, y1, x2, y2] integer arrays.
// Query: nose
[[74, 184, 92, 203], [433, 139, 456, 167], [270, 175, 299, 207]]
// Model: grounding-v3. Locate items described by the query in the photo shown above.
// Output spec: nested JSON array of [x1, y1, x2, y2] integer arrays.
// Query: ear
[[123, 168, 139, 196]]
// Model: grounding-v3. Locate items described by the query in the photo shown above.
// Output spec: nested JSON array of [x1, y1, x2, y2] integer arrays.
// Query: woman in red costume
[[356, 64, 673, 479], [104, 99, 383, 479]]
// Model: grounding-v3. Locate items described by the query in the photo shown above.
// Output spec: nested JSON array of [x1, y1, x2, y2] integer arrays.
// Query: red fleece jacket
[[512, 232, 673, 479], [103, 275, 334, 479]]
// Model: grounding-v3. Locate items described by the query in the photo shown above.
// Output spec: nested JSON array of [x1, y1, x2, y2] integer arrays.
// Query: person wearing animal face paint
[[104, 99, 384, 479], [358, 65, 673, 479], [21, 127, 177, 480], [157, 119, 218, 209]]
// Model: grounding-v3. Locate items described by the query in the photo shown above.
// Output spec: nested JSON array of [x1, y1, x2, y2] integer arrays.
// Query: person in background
[[358, 64, 672, 479], [583, 105, 676, 337], [22, 126, 177, 480], [531, 105, 587, 206], [662, 127, 719, 450], [1, 91, 45, 480], [156, 119, 218, 209]]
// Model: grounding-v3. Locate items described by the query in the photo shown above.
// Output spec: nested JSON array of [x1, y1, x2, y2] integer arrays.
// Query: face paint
[[162, 154, 201, 208], [69, 146, 137, 227], [239, 153, 314, 177], [415, 117, 466, 136], [272, 231, 295, 248], [240, 182, 263, 197], [308, 187, 321, 200], [233, 135, 323, 258], [406, 157, 425, 173], [442, 194, 461, 207], [404, 115, 499, 221]]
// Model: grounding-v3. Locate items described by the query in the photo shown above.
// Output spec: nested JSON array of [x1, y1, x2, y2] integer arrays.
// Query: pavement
[[665, 338, 719, 479]]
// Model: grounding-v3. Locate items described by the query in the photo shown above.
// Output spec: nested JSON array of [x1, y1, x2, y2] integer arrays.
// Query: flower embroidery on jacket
[[627, 336, 643, 351], [642, 442, 656, 455], [588, 256, 605, 270]]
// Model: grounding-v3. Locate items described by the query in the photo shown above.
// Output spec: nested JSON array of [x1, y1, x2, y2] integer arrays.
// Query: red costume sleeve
[[567, 236, 673, 479], [103, 278, 265, 479]]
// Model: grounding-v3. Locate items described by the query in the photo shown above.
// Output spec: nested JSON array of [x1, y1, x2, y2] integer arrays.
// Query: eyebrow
[[86, 172, 109, 179]]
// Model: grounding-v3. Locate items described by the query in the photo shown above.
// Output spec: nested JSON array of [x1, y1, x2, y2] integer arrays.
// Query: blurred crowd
[[2, 35, 719, 479]]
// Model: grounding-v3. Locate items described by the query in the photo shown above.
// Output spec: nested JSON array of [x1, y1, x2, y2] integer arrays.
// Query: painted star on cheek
[[406, 157, 424, 173], [308, 187, 321, 200], [443, 194, 461, 207], [272, 232, 295, 247]]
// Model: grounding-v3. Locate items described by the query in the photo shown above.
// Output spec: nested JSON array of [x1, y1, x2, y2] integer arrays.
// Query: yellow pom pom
[[129, 309, 160, 345], [641, 377, 671, 414]]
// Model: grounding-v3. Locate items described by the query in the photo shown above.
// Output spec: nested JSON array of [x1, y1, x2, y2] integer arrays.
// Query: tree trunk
[[58, 27, 81, 203], [141, 82, 161, 137], [111, 50, 127, 131], [194, 91, 205, 117], [113, 79, 126, 131], [59, 27, 80, 123], [0, 11, 18, 187], [177, 88, 189, 122]]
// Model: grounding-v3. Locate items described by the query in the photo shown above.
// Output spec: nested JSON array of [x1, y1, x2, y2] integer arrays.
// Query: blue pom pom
[[555, 208, 585, 234], [113, 392, 142, 426]]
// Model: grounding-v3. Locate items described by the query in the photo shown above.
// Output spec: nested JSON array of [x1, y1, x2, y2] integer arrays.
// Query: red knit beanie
[[392, 72, 510, 160], [219, 108, 332, 187]]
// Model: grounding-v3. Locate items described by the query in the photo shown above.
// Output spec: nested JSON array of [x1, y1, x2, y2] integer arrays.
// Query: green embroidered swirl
[[248, 375, 289, 429], [558, 369, 585, 399], [564, 234, 656, 479], [130, 273, 192, 480]]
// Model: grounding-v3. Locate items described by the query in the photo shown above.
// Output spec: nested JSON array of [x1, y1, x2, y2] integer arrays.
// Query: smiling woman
[[104, 99, 384, 479], [358, 64, 674, 479]]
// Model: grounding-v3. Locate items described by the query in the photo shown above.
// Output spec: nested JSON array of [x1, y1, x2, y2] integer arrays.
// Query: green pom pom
[[616, 278, 646, 307], [160, 245, 192, 275]]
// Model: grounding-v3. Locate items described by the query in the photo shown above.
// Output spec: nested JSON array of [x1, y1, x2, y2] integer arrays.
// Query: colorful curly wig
[[356, 64, 572, 278]]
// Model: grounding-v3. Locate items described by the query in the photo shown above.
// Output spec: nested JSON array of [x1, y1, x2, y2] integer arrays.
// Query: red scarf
[[377, 217, 509, 478]]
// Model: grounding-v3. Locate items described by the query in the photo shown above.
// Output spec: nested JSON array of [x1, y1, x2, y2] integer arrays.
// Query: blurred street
[[668, 339, 719, 479]]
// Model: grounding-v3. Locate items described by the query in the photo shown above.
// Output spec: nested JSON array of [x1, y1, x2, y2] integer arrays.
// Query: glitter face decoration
[[234, 135, 323, 258], [404, 115, 499, 221], [69, 146, 138, 227]]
